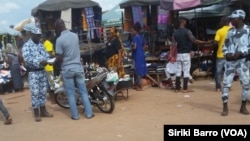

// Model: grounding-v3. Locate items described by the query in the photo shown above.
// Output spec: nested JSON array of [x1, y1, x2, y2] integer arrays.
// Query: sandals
[[4, 117, 12, 125]]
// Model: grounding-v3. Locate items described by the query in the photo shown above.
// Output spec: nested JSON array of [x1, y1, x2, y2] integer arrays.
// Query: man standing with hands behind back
[[54, 19, 94, 120], [221, 9, 250, 116]]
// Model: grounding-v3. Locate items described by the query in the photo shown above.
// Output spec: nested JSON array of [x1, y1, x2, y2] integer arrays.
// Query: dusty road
[[0, 78, 249, 141]]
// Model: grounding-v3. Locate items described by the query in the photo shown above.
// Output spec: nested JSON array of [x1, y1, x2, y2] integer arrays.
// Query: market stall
[[159, 0, 250, 78], [31, 0, 105, 64]]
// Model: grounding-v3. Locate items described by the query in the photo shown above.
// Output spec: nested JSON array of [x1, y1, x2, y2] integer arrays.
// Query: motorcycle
[[47, 67, 116, 113]]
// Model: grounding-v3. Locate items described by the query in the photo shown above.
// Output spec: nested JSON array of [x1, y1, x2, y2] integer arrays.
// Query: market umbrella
[[32, 0, 101, 16], [0, 26, 21, 36], [160, 0, 231, 11]]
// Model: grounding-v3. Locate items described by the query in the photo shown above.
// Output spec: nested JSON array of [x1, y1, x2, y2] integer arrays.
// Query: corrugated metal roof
[[102, 4, 124, 27]]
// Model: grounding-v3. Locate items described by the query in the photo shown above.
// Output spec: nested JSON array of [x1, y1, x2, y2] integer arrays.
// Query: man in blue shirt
[[55, 19, 94, 120]]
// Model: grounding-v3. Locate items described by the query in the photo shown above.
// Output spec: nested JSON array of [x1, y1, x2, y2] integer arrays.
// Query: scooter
[[47, 67, 116, 114]]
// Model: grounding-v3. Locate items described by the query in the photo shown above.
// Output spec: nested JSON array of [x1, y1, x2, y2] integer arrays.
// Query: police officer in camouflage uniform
[[22, 27, 53, 122], [222, 9, 250, 116]]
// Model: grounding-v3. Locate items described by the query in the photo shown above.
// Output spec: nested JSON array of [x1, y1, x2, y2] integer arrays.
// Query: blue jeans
[[0, 99, 10, 119], [61, 71, 93, 119], [215, 58, 226, 89]]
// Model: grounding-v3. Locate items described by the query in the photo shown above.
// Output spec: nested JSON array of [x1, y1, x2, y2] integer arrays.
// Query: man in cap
[[22, 27, 53, 122], [221, 9, 250, 116]]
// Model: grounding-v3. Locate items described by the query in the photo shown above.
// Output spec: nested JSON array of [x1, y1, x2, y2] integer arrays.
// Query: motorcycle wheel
[[55, 91, 70, 109], [95, 89, 115, 113]]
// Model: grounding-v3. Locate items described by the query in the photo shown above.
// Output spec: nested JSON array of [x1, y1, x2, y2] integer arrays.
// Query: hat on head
[[31, 27, 42, 34], [228, 9, 246, 19]]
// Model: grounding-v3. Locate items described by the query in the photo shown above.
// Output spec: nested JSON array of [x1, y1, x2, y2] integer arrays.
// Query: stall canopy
[[31, 0, 101, 16], [179, 4, 230, 19], [120, 0, 160, 8], [160, 0, 231, 11], [31, 0, 102, 32]]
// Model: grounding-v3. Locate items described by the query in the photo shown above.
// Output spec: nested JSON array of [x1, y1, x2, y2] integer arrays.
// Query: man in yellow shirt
[[43, 31, 55, 104], [214, 16, 231, 92]]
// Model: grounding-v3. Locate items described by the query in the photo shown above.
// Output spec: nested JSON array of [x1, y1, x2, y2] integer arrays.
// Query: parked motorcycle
[[47, 67, 116, 113]]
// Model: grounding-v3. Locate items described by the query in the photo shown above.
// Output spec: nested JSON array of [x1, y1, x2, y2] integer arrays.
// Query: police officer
[[22, 27, 53, 122], [222, 9, 250, 116]]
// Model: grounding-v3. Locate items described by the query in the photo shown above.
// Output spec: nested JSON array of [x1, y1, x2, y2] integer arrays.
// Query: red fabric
[[168, 44, 177, 62]]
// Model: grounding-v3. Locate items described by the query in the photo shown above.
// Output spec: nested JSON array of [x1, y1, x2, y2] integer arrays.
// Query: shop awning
[[120, 0, 160, 8], [179, 4, 231, 19], [31, 0, 101, 16], [160, 0, 231, 11]]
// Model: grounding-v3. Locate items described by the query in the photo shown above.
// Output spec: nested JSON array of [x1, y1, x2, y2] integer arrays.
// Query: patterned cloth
[[132, 6, 143, 26], [31, 27, 42, 34], [107, 54, 125, 78], [22, 39, 50, 108], [175, 53, 191, 78], [84, 7, 95, 29], [105, 35, 125, 78]]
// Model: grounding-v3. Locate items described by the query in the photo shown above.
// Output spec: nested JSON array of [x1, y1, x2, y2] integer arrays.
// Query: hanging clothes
[[84, 7, 96, 40], [84, 7, 95, 29], [132, 6, 143, 26], [81, 10, 88, 31]]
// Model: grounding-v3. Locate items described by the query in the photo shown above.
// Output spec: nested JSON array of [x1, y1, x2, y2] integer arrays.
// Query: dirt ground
[[0, 78, 249, 141]]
